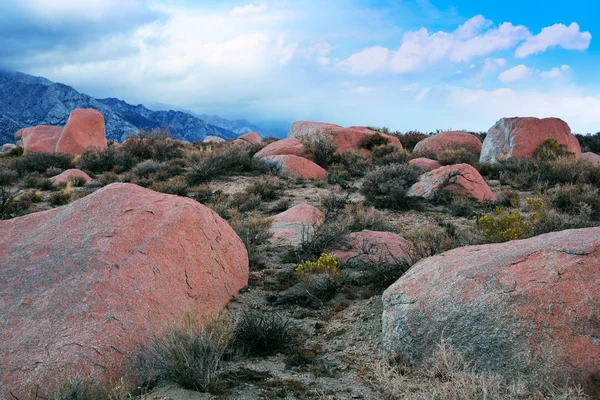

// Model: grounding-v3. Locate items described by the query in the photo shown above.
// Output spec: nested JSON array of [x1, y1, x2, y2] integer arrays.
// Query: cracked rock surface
[[382, 227, 600, 392]]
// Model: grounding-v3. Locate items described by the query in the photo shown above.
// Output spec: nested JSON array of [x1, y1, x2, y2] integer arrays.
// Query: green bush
[[359, 133, 390, 151], [396, 131, 429, 151], [437, 148, 478, 165], [546, 183, 600, 219], [79, 146, 136, 174], [361, 164, 421, 209], [298, 131, 336, 168], [186, 147, 267, 185], [476, 208, 533, 243], [121, 128, 185, 161], [534, 137, 574, 160], [150, 177, 188, 196], [245, 176, 284, 201], [12, 153, 72, 176], [295, 253, 340, 283]]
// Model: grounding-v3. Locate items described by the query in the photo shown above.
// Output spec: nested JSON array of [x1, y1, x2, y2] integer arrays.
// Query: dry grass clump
[[245, 175, 284, 201], [232, 311, 292, 356], [43, 376, 134, 400], [297, 130, 337, 168], [144, 312, 233, 393], [150, 176, 188, 196], [229, 211, 272, 267], [12, 152, 73, 176], [437, 147, 479, 165], [369, 341, 586, 400]]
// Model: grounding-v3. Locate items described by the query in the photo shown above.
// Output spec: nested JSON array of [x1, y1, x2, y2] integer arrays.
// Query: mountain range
[[0, 70, 283, 145]]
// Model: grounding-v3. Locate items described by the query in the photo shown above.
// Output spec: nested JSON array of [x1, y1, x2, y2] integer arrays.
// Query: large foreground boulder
[[382, 227, 600, 392], [413, 131, 482, 158], [0, 183, 248, 396], [288, 121, 402, 154], [15, 125, 63, 155], [408, 163, 496, 202], [269, 203, 323, 246], [55, 108, 107, 156], [254, 138, 305, 158], [265, 154, 327, 180], [480, 117, 581, 163]]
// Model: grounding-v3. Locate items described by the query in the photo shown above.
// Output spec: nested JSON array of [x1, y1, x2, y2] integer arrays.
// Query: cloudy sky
[[1, 0, 599, 133]]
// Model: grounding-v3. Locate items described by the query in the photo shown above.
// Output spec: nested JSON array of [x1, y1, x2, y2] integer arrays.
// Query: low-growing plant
[[232, 311, 291, 356], [546, 183, 600, 219], [12, 153, 72, 176], [476, 208, 533, 243], [229, 192, 261, 212], [49, 184, 72, 206], [150, 177, 188, 196], [437, 148, 478, 165], [121, 128, 185, 161], [186, 146, 267, 185], [359, 133, 390, 150], [0, 168, 25, 219], [245, 176, 284, 201], [372, 147, 410, 165], [145, 313, 232, 393], [344, 203, 391, 232], [229, 212, 272, 267], [361, 164, 421, 210], [534, 137, 574, 160], [295, 253, 340, 283], [132, 160, 169, 178], [396, 130, 429, 151], [403, 224, 463, 265], [298, 130, 337, 168]]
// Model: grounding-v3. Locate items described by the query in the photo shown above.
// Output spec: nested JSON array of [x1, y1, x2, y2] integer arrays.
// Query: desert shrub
[[546, 183, 600, 219], [12, 153, 72, 176], [232, 311, 291, 356], [477, 156, 600, 189], [344, 203, 391, 231], [372, 146, 410, 166], [404, 224, 463, 265], [150, 177, 188, 196], [298, 131, 336, 168], [229, 212, 272, 267], [359, 133, 390, 150], [49, 184, 72, 206], [270, 198, 291, 213], [575, 132, 600, 153], [22, 175, 55, 191], [79, 146, 136, 174], [338, 149, 373, 177], [229, 192, 261, 212], [437, 148, 478, 165], [369, 340, 586, 400], [245, 176, 284, 201], [296, 253, 340, 283], [193, 185, 214, 203], [145, 314, 232, 393], [186, 147, 267, 185], [121, 128, 184, 161], [396, 130, 429, 151], [525, 196, 594, 235], [290, 194, 351, 262], [206, 191, 231, 219], [44, 376, 134, 400], [68, 176, 88, 187], [97, 171, 119, 186], [0, 168, 24, 219], [132, 160, 169, 178], [476, 208, 533, 243], [19, 190, 43, 203], [361, 164, 421, 210], [534, 137, 574, 160]]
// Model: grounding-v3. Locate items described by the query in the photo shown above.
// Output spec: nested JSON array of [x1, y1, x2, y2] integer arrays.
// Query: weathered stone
[[331, 230, 409, 265], [15, 125, 63, 155], [0, 183, 248, 396], [408, 157, 442, 172], [269, 203, 323, 246], [408, 163, 496, 202], [55, 108, 107, 156], [480, 117, 581, 163], [49, 169, 93, 186], [413, 131, 482, 158], [254, 138, 305, 158], [382, 227, 600, 392], [264, 154, 327, 180]]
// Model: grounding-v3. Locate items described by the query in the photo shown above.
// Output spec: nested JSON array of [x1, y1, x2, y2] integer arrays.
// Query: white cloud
[[339, 46, 390, 75], [231, 3, 268, 16], [449, 57, 506, 85], [341, 15, 530, 75], [498, 64, 534, 83], [416, 87, 431, 101], [540, 64, 570, 79], [515, 22, 591, 58], [299, 42, 334, 66], [499, 64, 570, 83]]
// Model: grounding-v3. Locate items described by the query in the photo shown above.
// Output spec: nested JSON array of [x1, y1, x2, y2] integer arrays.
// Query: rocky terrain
[[0, 71, 265, 144], [0, 114, 599, 399]]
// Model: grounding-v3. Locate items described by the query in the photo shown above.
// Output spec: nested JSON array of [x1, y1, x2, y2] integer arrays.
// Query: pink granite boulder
[[254, 138, 305, 158], [269, 203, 324, 246], [15, 125, 63, 155], [408, 163, 496, 202], [265, 154, 327, 180], [408, 157, 442, 172], [49, 169, 93, 186], [413, 131, 482, 158], [55, 108, 107, 156]]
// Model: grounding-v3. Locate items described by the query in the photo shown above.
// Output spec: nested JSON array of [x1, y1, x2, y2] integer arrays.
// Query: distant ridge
[[0, 70, 268, 144]]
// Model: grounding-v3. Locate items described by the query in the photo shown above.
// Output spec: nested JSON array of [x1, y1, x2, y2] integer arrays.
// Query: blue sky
[[1, 0, 599, 133]]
